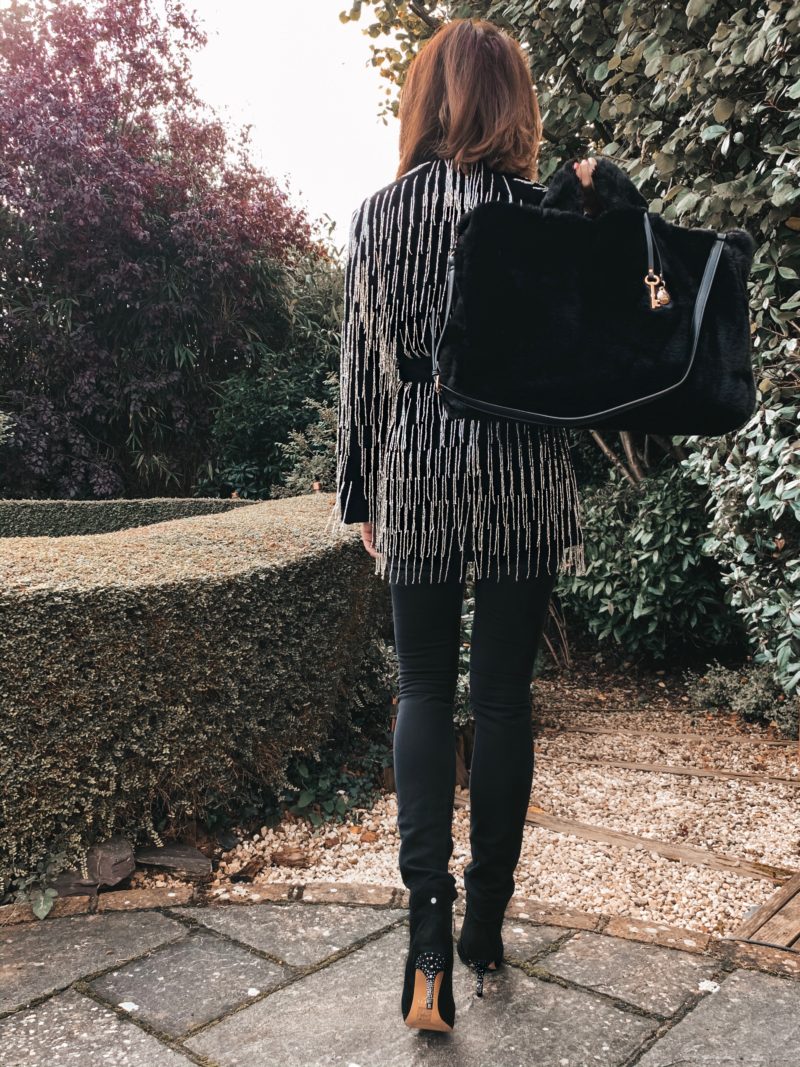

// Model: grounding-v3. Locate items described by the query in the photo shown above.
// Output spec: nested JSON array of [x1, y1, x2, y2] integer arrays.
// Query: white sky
[[189, 0, 402, 258]]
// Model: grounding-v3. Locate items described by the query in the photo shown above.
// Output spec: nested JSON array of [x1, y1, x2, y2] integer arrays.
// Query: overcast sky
[[189, 0, 402, 258]]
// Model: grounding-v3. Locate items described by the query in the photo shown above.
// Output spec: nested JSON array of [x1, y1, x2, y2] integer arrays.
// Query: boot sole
[[403, 969, 453, 1032]]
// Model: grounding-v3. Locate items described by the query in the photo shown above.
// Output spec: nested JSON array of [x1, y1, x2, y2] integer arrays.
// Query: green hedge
[[0, 497, 256, 538], [0, 493, 389, 891]]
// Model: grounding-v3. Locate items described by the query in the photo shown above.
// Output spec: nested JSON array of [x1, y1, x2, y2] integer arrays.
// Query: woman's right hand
[[361, 521, 379, 559], [573, 157, 600, 216]]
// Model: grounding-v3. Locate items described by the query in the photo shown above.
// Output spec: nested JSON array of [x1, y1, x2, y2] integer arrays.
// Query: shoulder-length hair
[[396, 18, 543, 182]]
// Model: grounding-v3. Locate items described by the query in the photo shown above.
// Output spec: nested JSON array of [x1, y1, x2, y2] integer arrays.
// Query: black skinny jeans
[[389, 550, 558, 918]]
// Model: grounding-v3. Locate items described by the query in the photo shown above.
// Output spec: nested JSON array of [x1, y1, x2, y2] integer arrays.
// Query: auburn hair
[[396, 18, 543, 182]]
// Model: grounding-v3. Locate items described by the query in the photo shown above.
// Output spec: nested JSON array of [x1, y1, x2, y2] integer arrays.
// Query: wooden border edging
[[537, 725, 797, 747], [729, 872, 800, 946], [524, 810, 795, 883], [452, 794, 796, 883], [542, 755, 800, 788]]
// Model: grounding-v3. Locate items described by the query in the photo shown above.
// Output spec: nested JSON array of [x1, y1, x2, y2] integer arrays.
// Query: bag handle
[[430, 213, 727, 427]]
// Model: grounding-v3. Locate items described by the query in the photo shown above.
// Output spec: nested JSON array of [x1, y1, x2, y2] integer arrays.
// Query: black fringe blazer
[[326, 155, 586, 584]]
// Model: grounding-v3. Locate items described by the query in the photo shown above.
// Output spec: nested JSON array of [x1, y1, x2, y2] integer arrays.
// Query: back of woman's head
[[396, 18, 542, 182]]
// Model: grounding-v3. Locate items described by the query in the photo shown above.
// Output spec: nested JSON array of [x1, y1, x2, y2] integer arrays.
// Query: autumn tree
[[0, 0, 325, 498]]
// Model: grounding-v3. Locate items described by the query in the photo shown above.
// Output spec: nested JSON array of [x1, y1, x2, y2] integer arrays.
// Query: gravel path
[[210, 668, 799, 938], [113, 653, 799, 939]]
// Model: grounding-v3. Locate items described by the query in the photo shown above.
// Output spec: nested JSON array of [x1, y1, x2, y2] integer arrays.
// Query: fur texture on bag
[[436, 157, 757, 434]]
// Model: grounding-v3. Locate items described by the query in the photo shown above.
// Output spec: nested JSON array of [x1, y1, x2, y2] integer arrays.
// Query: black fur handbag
[[432, 157, 757, 434]]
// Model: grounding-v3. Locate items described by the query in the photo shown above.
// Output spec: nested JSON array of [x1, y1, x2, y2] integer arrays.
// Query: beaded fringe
[[325, 157, 587, 585]]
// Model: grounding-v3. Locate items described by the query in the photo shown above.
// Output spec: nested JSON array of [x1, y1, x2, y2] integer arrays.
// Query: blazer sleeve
[[334, 199, 374, 525], [510, 179, 547, 208]]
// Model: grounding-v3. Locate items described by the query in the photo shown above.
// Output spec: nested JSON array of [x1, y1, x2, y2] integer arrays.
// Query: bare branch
[[620, 431, 646, 482], [590, 430, 639, 485], [409, 2, 441, 30]]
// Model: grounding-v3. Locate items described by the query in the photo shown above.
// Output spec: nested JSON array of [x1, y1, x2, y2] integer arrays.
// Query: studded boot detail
[[401, 889, 456, 1031], [456, 905, 505, 998]]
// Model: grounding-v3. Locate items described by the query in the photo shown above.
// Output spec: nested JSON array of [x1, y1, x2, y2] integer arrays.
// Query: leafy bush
[[228, 636, 398, 829], [559, 465, 744, 658], [0, 411, 13, 448], [678, 395, 800, 697], [0, 0, 322, 499], [271, 373, 340, 503], [0, 497, 388, 893], [199, 249, 343, 501], [685, 659, 799, 738]]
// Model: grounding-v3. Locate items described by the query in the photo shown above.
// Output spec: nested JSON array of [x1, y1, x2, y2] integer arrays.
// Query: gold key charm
[[644, 270, 671, 309]]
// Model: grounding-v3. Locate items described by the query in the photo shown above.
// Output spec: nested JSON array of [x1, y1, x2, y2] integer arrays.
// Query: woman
[[327, 18, 597, 1031]]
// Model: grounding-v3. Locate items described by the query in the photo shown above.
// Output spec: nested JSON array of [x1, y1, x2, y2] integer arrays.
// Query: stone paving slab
[[498, 919, 567, 960], [186, 922, 657, 1067], [637, 967, 800, 1067], [0, 988, 196, 1067], [538, 929, 721, 1015], [88, 930, 287, 1037], [3, 898, 800, 1066], [0, 910, 186, 1014], [170, 901, 407, 967]]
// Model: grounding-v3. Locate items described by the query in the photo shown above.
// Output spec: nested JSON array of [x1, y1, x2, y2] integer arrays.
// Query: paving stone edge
[[1, 880, 798, 979]]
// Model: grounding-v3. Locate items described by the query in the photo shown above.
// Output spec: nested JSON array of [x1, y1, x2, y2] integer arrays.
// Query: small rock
[[86, 835, 136, 887], [134, 843, 213, 882]]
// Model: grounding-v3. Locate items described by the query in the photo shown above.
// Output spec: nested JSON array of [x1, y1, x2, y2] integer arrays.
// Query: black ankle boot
[[401, 889, 456, 1032], [456, 905, 505, 998]]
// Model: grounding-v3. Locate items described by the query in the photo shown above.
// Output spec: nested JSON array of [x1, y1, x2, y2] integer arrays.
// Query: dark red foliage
[[0, 0, 322, 498]]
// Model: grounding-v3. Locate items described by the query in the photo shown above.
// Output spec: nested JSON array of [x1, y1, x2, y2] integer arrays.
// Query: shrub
[[685, 659, 799, 738], [199, 247, 343, 502], [559, 465, 744, 659], [272, 372, 340, 503], [678, 395, 800, 697], [0, 0, 322, 499], [0, 496, 388, 893]]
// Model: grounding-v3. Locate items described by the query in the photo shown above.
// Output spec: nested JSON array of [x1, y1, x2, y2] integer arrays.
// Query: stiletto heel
[[471, 959, 489, 999], [418, 951, 447, 1011], [456, 936, 500, 997], [401, 892, 456, 1031], [403, 950, 452, 1030], [456, 905, 505, 998]]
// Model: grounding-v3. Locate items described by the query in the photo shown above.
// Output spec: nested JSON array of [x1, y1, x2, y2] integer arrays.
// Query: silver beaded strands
[[326, 158, 587, 586]]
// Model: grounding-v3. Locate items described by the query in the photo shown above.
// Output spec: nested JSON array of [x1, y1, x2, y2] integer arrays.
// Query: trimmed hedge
[[0, 493, 389, 891], [0, 497, 256, 538]]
